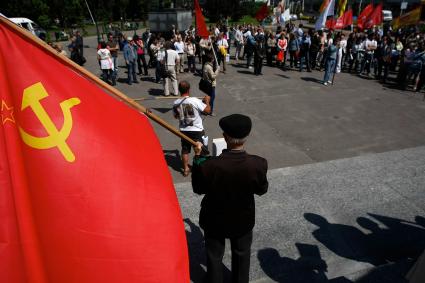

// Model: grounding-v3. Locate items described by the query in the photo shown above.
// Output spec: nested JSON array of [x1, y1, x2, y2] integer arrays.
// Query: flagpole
[[0, 16, 199, 148]]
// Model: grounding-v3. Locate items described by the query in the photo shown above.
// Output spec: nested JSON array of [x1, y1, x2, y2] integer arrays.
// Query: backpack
[[174, 98, 197, 127], [159, 50, 168, 78]]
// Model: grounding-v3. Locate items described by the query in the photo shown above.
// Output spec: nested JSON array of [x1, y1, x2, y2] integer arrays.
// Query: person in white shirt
[[361, 34, 377, 76], [97, 41, 115, 85], [216, 32, 229, 73], [199, 36, 213, 69], [336, 34, 347, 73], [185, 38, 196, 73], [214, 25, 220, 37], [173, 81, 211, 176], [174, 35, 185, 73], [163, 41, 180, 96], [235, 26, 244, 61]]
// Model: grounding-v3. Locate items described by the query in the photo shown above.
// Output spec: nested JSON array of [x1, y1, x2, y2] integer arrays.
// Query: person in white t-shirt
[[217, 32, 229, 73], [361, 34, 377, 76], [234, 26, 244, 61], [97, 41, 115, 85], [173, 81, 211, 176], [163, 41, 180, 96], [174, 35, 185, 73]]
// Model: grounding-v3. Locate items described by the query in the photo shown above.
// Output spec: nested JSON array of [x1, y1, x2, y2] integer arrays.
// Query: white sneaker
[[248, 66, 253, 69], [327, 80, 332, 84], [323, 82, 328, 86]]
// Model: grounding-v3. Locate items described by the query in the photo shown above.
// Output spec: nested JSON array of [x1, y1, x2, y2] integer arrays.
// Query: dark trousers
[[137, 54, 148, 75], [377, 58, 389, 82], [208, 86, 216, 112], [254, 55, 263, 75], [299, 52, 310, 71], [289, 50, 298, 67], [205, 231, 253, 283], [246, 51, 253, 67], [187, 55, 196, 72]]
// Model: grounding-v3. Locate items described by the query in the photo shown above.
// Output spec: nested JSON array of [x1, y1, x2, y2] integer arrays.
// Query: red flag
[[357, 3, 374, 30], [194, 0, 209, 38], [344, 8, 353, 27], [364, 3, 383, 29], [255, 3, 270, 21], [0, 18, 189, 283], [326, 18, 337, 29]]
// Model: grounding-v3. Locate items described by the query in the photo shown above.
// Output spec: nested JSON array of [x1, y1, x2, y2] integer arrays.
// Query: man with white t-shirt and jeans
[[361, 34, 377, 76], [163, 41, 180, 96], [173, 81, 211, 176]]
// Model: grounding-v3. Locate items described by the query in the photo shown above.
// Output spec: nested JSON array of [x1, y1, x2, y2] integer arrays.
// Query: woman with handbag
[[202, 54, 220, 116], [134, 35, 148, 76], [276, 31, 287, 68]]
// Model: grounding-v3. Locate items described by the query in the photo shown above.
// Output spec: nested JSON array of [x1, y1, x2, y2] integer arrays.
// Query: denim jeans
[[323, 58, 336, 83], [112, 56, 118, 80], [208, 86, 216, 112], [127, 61, 137, 84]]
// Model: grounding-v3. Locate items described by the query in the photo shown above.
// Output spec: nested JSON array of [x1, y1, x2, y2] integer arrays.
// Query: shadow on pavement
[[275, 74, 290, 79], [237, 70, 254, 75], [184, 219, 232, 283], [300, 77, 322, 84], [257, 213, 423, 282], [148, 88, 164, 96], [152, 107, 172, 113], [231, 63, 248, 69], [163, 149, 182, 174]]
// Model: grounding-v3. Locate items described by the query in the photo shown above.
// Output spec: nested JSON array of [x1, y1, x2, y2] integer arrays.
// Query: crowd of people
[[64, 21, 425, 98]]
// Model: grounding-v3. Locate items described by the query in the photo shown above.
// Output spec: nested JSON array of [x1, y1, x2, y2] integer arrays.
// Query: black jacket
[[192, 150, 268, 238]]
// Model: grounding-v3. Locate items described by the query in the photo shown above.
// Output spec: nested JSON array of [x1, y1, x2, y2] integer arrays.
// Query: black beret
[[219, 114, 252, 139]]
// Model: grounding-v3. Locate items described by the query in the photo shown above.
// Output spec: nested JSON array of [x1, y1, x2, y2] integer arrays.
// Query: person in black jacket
[[191, 114, 268, 283], [254, 34, 266, 75]]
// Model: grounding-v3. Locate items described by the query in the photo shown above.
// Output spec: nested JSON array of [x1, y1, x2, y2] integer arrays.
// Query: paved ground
[[78, 34, 425, 282], [177, 146, 425, 283], [79, 35, 425, 183]]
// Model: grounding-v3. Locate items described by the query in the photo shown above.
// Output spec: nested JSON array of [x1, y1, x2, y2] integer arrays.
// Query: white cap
[[127, 36, 133, 41]]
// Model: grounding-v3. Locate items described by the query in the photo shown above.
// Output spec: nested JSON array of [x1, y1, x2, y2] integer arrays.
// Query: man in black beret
[[191, 114, 268, 283]]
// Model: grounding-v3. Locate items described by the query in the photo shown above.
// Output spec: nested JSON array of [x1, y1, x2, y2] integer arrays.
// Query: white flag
[[315, 0, 336, 30]]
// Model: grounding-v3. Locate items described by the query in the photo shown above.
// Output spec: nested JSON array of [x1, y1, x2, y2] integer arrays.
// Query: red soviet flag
[[364, 2, 383, 29], [194, 0, 209, 38], [255, 3, 270, 21], [0, 18, 189, 283], [357, 3, 374, 30], [344, 8, 353, 27]]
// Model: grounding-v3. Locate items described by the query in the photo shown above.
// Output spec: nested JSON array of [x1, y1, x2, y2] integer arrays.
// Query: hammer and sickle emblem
[[19, 82, 81, 163]]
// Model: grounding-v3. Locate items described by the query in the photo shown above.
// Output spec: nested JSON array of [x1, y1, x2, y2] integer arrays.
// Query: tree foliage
[[0, 0, 151, 28], [203, 0, 262, 23]]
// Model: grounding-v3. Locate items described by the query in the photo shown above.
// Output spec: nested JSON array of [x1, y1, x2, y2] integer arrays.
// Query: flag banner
[[282, 8, 291, 22], [337, 0, 348, 18], [194, 0, 209, 38], [344, 8, 353, 27], [0, 18, 189, 283], [396, 6, 422, 28], [255, 2, 270, 21], [315, 0, 336, 30], [364, 2, 383, 29], [357, 3, 374, 30], [326, 8, 352, 30]]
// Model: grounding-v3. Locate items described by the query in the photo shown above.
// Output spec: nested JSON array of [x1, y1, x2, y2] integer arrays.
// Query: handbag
[[159, 50, 168, 78], [277, 50, 284, 61], [199, 78, 212, 94]]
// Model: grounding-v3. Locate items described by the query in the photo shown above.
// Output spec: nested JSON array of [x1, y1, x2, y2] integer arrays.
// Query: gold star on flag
[[1, 99, 15, 125]]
